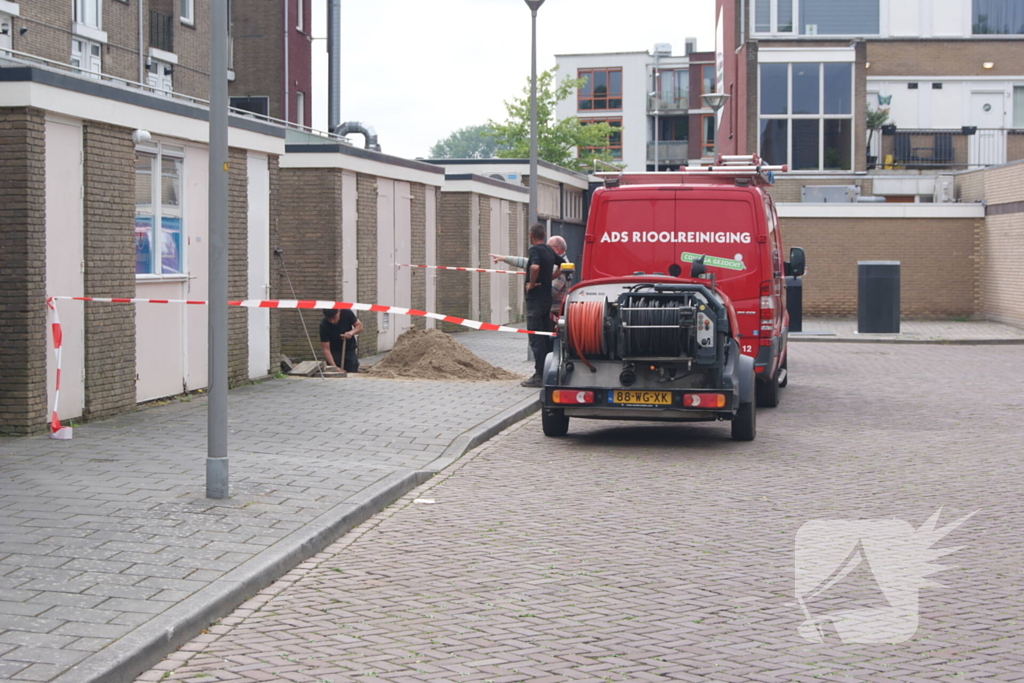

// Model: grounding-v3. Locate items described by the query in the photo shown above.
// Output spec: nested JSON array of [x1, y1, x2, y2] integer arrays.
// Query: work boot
[[520, 374, 542, 388]]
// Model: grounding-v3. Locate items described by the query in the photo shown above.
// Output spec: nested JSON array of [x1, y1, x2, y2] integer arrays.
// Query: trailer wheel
[[542, 409, 570, 437], [756, 371, 781, 408], [731, 401, 756, 441]]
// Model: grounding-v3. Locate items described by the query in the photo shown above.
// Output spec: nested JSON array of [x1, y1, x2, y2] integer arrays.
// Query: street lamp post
[[525, 0, 544, 227], [652, 49, 660, 171], [700, 92, 730, 165]]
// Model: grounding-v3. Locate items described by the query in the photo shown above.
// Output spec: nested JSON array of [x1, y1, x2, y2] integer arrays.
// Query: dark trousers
[[332, 349, 359, 373], [526, 302, 553, 379]]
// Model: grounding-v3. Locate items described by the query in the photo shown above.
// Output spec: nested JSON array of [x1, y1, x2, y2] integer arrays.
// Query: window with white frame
[[75, 0, 100, 29], [147, 59, 173, 95], [753, 0, 879, 36], [1014, 86, 1024, 128], [180, 0, 194, 25], [296, 91, 305, 127], [759, 62, 854, 170], [71, 38, 101, 76], [136, 145, 185, 276]]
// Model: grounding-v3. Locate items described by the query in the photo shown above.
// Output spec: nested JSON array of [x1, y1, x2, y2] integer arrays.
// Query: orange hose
[[568, 300, 605, 370]]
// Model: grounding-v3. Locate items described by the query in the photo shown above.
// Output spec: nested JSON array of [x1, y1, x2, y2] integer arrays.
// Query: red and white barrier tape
[[45, 298, 73, 440], [47, 297, 554, 336], [398, 264, 526, 276]]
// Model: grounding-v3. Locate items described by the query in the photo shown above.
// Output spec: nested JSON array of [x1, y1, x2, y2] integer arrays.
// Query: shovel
[[324, 337, 348, 378]]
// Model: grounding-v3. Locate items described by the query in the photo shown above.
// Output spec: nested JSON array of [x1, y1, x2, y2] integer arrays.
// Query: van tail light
[[683, 393, 726, 408], [760, 281, 775, 346], [552, 390, 595, 405]]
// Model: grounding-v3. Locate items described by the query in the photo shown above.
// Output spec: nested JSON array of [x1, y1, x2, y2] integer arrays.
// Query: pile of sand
[[365, 329, 521, 381]]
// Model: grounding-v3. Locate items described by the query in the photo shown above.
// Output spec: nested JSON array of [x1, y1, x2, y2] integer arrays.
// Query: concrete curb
[[55, 397, 540, 683], [423, 395, 541, 473], [791, 336, 1024, 346]]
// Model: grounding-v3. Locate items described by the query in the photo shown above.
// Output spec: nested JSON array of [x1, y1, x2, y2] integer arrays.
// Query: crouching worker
[[319, 308, 363, 373]]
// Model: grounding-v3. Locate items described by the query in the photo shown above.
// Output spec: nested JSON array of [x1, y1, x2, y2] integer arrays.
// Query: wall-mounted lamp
[[0, 22, 10, 35], [131, 129, 152, 145], [163, 65, 173, 76], [865, 62, 870, 69], [983, 61, 994, 69], [19, 26, 27, 36]]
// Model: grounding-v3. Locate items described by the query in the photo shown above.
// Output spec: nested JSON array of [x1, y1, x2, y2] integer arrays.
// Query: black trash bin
[[785, 276, 802, 332], [858, 261, 900, 333]]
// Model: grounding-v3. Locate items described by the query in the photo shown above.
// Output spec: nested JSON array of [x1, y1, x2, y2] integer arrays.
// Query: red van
[[581, 157, 805, 406]]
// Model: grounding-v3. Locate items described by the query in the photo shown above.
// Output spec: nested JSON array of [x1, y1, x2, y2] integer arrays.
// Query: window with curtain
[[759, 62, 854, 170], [973, 0, 1024, 34]]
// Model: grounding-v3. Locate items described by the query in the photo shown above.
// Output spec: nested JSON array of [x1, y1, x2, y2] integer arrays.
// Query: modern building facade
[[555, 41, 719, 172], [715, 0, 1024, 183]]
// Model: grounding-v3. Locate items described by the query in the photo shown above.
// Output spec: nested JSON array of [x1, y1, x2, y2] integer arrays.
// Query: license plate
[[610, 390, 672, 406]]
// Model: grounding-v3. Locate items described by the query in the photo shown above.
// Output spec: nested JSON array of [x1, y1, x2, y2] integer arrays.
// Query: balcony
[[648, 94, 688, 113], [870, 127, 1024, 170], [150, 10, 173, 53], [647, 140, 690, 164]]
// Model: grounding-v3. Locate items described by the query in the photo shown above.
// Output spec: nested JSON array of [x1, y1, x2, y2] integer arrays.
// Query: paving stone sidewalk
[[793, 318, 1024, 343], [0, 330, 536, 683]]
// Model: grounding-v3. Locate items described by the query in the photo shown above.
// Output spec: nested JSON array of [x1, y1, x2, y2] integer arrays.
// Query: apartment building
[[716, 0, 1024, 186], [229, 0, 312, 126], [554, 41, 719, 171]]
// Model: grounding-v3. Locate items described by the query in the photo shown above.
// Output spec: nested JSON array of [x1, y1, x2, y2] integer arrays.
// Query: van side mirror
[[785, 247, 806, 277], [689, 255, 706, 278]]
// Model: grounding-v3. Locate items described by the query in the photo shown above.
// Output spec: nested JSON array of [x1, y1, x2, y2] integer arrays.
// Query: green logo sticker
[[681, 252, 746, 271]]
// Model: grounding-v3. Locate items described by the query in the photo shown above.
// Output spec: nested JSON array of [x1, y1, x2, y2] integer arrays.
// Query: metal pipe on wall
[[283, 0, 290, 122], [138, 0, 144, 83], [327, 0, 340, 132]]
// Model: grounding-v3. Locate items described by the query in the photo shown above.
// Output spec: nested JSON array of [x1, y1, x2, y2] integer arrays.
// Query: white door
[[376, 179, 396, 351], [489, 198, 511, 325], [341, 171, 358, 303], [45, 117, 85, 421], [394, 181, 413, 339], [969, 91, 1006, 166], [247, 152, 270, 379], [424, 187, 437, 328]]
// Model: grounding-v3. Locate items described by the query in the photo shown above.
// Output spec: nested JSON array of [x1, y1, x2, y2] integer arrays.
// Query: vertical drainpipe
[[283, 0, 290, 122], [327, 0, 340, 132], [138, 0, 145, 83]]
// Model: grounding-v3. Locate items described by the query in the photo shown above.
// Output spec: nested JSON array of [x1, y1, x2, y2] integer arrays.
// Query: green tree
[[429, 124, 504, 159], [487, 67, 620, 172]]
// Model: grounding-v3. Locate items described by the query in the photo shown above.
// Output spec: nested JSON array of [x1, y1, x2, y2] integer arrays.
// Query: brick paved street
[[140, 343, 1024, 682], [0, 331, 535, 683]]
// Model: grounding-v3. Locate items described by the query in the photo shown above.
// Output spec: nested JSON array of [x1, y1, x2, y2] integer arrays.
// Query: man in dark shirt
[[523, 223, 558, 387], [319, 308, 363, 373]]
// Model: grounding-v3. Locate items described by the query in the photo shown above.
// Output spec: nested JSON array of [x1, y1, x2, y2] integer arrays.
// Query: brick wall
[[82, 121, 137, 421], [275, 167, 343, 361], [410, 183, 427, 329], [958, 160, 1024, 327], [230, 0, 284, 119], [13, 1, 210, 99], [356, 174, 379, 354], [437, 192, 473, 333], [0, 108, 48, 434], [867, 40, 1024, 78], [228, 147, 249, 385], [781, 217, 982, 319]]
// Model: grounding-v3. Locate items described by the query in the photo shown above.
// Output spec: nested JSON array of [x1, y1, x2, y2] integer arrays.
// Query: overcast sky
[[310, 0, 716, 159]]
